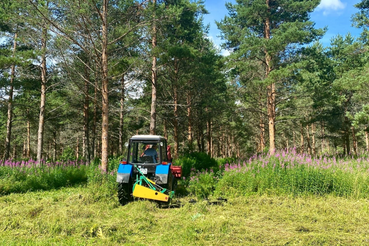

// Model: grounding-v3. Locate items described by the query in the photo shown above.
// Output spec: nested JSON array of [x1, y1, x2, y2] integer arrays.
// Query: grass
[[1, 185, 369, 245], [2, 152, 369, 245], [210, 149, 369, 200]]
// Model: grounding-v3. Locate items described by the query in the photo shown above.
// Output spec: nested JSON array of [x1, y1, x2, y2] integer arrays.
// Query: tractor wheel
[[117, 182, 132, 206], [161, 172, 174, 191]]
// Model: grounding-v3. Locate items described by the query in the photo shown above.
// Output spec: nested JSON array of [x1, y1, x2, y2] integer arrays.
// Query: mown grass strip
[[1, 186, 369, 245]]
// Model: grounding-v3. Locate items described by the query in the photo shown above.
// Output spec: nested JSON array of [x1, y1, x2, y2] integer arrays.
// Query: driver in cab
[[143, 144, 158, 163]]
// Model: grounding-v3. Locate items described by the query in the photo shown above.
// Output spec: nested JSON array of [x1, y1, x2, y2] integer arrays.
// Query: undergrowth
[[2, 151, 369, 244], [3, 149, 369, 201]]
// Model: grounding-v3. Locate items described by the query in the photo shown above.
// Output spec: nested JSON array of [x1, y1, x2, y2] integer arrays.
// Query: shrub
[[175, 152, 218, 177], [60, 147, 76, 161], [187, 169, 218, 199], [216, 157, 237, 168]]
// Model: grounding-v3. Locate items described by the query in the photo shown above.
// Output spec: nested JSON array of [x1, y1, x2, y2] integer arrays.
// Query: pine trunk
[[300, 124, 304, 154], [306, 124, 312, 155], [352, 126, 357, 155], [119, 74, 125, 154], [83, 66, 90, 162], [37, 27, 48, 164], [4, 32, 17, 160], [76, 136, 79, 159], [100, 0, 109, 172], [187, 92, 193, 147], [321, 121, 325, 154], [264, 2, 275, 155], [92, 70, 98, 158], [164, 120, 168, 140], [27, 117, 30, 158], [150, 0, 157, 135], [173, 87, 179, 159], [345, 126, 350, 155], [312, 123, 316, 156], [53, 131, 57, 161], [207, 118, 212, 157]]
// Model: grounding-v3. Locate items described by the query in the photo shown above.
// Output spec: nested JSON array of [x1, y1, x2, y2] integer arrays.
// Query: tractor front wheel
[[118, 182, 133, 206]]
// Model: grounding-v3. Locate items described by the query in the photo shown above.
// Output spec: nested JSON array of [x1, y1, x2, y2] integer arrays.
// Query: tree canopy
[[1, 0, 369, 167]]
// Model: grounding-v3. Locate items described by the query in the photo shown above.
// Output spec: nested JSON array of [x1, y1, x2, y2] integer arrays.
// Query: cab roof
[[130, 135, 166, 141]]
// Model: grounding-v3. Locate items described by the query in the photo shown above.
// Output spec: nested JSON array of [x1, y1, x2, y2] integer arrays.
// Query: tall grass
[[0, 156, 125, 196], [188, 149, 369, 199], [0, 159, 91, 195], [3, 149, 369, 201]]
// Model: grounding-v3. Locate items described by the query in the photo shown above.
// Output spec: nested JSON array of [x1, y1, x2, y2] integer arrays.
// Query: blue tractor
[[116, 135, 182, 205]]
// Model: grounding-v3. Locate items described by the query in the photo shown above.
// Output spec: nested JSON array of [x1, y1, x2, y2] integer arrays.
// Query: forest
[[1, 0, 369, 171]]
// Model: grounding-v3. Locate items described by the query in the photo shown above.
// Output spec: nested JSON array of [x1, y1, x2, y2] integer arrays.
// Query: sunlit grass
[[1, 187, 369, 245], [2, 152, 369, 244], [186, 149, 369, 199]]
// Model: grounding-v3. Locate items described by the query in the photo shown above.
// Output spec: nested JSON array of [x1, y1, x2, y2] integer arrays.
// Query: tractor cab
[[128, 135, 169, 165]]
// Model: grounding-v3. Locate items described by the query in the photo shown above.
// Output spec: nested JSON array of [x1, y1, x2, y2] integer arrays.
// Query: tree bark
[[264, 0, 275, 155], [300, 123, 304, 154], [312, 123, 316, 156], [149, 0, 157, 135], [37, 27, 48, 164], [92, 67, 98, 158], [4, 32, 17, 160], [259, 112, 265, 152], [76, 135, 79, 159], [27, 117, 31, 158], [306, 124, 312, 156], [207, 117, 212, 157], [227, 133, 231, 157], [321, 121, 325, 153], [23, 140, 26, 158], [352, 126, 357, 155], [173, 86, 179, 159], [222, 130, 227, 158], [197, 128, 201, 152], [53, 131, 57, 161], [163, 120, 168, 140], [187, 92, 193, 148], [345, 119, 350, 155], [100, 0, 109, 172], [119, 74, 125, 155], [365, 130, 369, 152], [83, 65, 90, 162]]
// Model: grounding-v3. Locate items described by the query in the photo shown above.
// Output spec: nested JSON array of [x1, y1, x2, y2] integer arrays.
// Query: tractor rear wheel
[[118, 182, 132, 206]]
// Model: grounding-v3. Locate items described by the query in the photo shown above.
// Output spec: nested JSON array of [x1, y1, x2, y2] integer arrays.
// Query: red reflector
[[170, 166, 182, 178], [120, 161, 127, 164], [161, 162, 168, 165]]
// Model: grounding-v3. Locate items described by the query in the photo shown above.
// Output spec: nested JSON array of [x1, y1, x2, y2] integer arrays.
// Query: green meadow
[[1, 151, 369, 245]]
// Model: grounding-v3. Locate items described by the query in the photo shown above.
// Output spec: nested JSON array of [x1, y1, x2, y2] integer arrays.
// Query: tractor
[[116, 135, 182, 205]]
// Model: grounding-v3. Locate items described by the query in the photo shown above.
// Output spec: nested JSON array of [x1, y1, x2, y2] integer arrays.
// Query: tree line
[[1, 0, 369, 171]]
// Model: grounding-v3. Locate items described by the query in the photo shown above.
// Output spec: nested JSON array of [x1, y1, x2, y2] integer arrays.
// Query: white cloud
[[206, 35, 231, 56], [317, 0, 346, 15], [220, 49, 231, 57]]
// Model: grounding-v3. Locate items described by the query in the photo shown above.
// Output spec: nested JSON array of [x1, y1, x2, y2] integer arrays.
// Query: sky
[[202, 0, 363, 55]]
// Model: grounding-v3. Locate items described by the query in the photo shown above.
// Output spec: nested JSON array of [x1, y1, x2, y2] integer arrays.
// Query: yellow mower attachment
[[132, 184, 170, 202], [132, 164, 175, 202]]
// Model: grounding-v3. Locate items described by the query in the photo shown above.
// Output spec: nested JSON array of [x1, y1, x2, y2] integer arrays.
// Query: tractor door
[[159, 140, 168, 162]]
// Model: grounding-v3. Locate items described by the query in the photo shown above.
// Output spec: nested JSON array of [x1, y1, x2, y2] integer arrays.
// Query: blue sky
[[203, 0, 363, 54]]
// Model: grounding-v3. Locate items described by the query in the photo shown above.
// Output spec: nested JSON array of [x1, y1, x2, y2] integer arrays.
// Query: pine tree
[[217, 0, 324, 154]]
